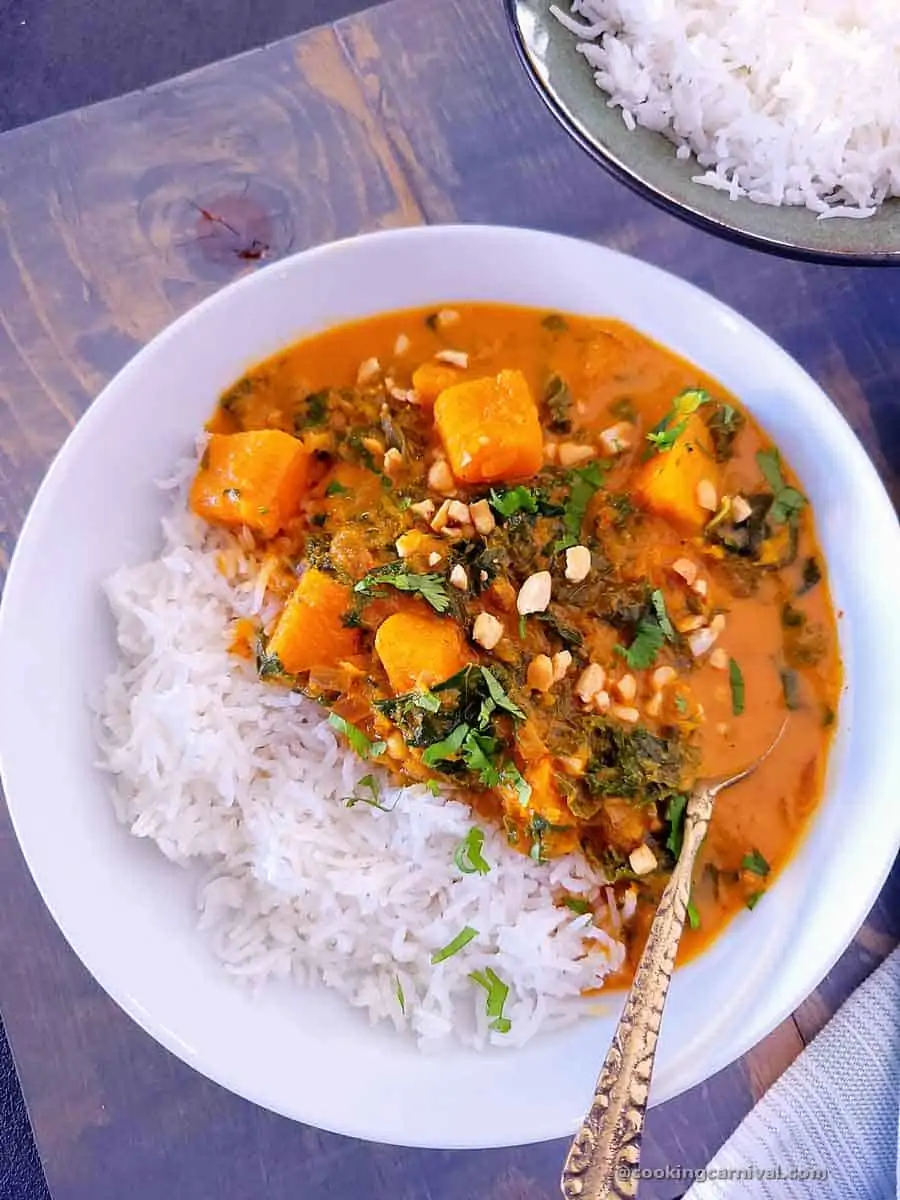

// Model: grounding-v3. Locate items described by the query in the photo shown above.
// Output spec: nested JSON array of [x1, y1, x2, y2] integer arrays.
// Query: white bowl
[[1, 226, 899, 1150]]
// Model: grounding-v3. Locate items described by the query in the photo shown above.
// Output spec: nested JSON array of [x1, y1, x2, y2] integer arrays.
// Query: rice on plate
[[551, 0, 900, 217], [98, 469, 631, 1052]]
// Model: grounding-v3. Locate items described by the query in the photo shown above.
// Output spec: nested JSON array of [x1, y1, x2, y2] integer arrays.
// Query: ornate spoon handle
[[561, 722, 785, 1200]]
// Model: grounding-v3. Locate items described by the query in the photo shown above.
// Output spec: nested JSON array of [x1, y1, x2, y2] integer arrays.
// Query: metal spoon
[[560, 719, 788, 1199]]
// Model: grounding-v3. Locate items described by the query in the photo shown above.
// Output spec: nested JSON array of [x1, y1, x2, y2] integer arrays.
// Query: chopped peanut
[[527, 654, 554, 692], [435, 349, 468, 368], [652, 666, 676, 690], [473, 611, 503, 650], [436, 309, 460, 327], [428, 460, 455, 494], [688, 627, 719, 658], [565, 544, 591, 583], [576, 663, 607, 703], [710, 613, 727, 635], [612, 704, 640, 724], [410, 499, 436, 521], [428, 551, 442, 567], [599, 422, 634, 455], [709, 647, 729, 670], [629, 844, 657, 876], [357, 357, 381, 384], [431, 499, 452, 532], [677, 614, 706, 633], [551, 650, 573, 682], [447, 500, 470, 525], [544, 441, 559, 464], [383, 447, 403, 477], [645, 692, 663, 719], [615, 674, 637, 703], [393, 334, 411, 357], [469, 498, 495, 535], [672, 557, 698, 586], [732, 495, 752, 524], [517, 571, 552, 615], [593, 690, 611, 714], [693, 578, 708, 599], [362, 436, 384, 458], [558, 442, 595, 467], [449, 564, 468, 591], [696, 479, 718, 512]]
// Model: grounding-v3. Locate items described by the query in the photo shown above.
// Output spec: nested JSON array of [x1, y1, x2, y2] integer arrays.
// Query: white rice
[[97, 484, 629, 1049], [551, 0, 900, 216]]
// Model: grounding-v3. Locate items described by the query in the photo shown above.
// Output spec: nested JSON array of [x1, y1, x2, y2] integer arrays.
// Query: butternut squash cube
[[433, 369, 543, 484], [633, 412, 716, 530], [267, 569, 359, 673], [374, 610, 470, 694], [190, 430, 310, 537]]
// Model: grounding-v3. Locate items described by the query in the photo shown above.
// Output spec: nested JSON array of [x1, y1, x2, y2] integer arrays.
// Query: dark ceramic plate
[[506, 0, 900, 266]]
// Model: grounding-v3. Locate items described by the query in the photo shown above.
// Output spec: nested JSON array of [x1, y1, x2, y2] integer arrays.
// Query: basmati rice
[[551, 0, 900, 217]]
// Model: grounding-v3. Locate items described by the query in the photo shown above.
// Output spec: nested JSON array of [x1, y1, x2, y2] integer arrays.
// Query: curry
[[189, 303, 841, 975]]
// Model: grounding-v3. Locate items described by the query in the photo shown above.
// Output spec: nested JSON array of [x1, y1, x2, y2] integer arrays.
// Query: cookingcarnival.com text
[[616, 1164, 829, 1184]]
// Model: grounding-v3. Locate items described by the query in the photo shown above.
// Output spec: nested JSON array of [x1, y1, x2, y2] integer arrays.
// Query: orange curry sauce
[[191, 304, 841, 975]]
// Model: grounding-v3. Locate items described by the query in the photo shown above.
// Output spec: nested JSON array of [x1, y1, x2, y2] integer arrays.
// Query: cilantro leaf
[[342, 774, 396, 811], [489, 485, 540, 518], [255, 638, 285, 681], [687, 900, 701, 930], [431, 926, 478, 963], [646, 417, 687, 454], [421, 722, 470, 767], [645, 389, 711, 455], [615, 620, 665, 670], [728, 657, 745, 716], [469, 967, 512, 1033], [481, 667, 526, 721], [756, 448, 807, 526], [562, 896, 591, 915], [454, 827, 491, 876], [556, 462, 605, 549], [741, 848, 770, 877], [328, 713, 386, 760], [746, 891, 764, 910], [395, 976, 406, 1013], [353, 562, 451, 614], [325, 480, 349, 497]]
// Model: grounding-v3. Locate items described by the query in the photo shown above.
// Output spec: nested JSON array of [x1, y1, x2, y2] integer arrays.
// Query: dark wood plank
[[0, 0, 896, 1196]]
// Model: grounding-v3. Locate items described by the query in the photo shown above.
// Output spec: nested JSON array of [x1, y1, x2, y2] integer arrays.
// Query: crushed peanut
[[593, 690, 611, 714], [575, 663, 606, 704], [615, 674, 637, 703], [383, 447, 403, 477], [356, 357, 381, 385], [430, 499, 452, 532], [469, 498, 495, 535], [645, 692, 663, 719], [544, 442, 559, 464], [427, 460, 455, 495], [449, 564, 468, 591], [472, 612, 503, 651], [731, 495, 752, 524], [558, 442, 596, 467], [688, 627, 719, 658], [393, 334, 411, 357], [599, 422, 634, 455], [409, 499, 436, 521], [526, 654, 554, 692], [652, 666, 676, 690], [709, 647, 729, 670], [565, 544, 591, 583], [447, 499, 471, 526], [435, 349, 468, 368], [629, 844, 658, 876], [551, 650, 573, 683], [672, 557, 698, 586], [612, 704, 640, 724], [516, 570, 552, 615], [696, 479, 718, 512], [428, 551, 442, 567], [436, 309, 460, 327]]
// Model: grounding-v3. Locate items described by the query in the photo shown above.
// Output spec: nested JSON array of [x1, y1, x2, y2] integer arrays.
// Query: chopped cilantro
[[421, 722, 470, 767], [756, 448, 806, 525], [294, 390, 329, 431], [674, 693, 689, 715], [469, 967, 512, 1033], [556, 462, 605, 549], [563, 896, 591, 915], [325, 480, 349, 497], [746, 891, 764, 910], [687, 900, 701, 930], [255, 638, 285, 681], [395, 976, 406, 1013], [481, 667, 526, 721], [431, 925, 478, 964], [728, 658, 745, 716], [353, 562, 451, 614], [741, 848, 770, 877], [424, 779, 441, 796], [327, 712, 386, 760], [454, 827, 491, 876], [650, 589, 676, 642], [544, 375, 572, 433], [645, 389, 711, 455], [343, 774, 395, 811], [489, 485, 540, 518], [615, 620, 665, 670], [374, 690, 441, 723]]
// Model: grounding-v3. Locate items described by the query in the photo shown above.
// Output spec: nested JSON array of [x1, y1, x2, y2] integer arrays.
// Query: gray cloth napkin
[[686, 945, 900, 1199]]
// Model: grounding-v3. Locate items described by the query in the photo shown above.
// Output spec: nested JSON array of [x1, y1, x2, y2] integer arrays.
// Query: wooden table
[[0, 0, 898, 1196]]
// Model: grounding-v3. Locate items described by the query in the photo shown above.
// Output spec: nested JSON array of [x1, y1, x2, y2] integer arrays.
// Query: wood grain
[[0, 0, 896, 1197]]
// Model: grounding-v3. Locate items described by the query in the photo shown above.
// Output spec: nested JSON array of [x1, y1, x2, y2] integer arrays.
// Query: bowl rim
[[504, 0, 900, 268], [2, 224, 900, 1147]]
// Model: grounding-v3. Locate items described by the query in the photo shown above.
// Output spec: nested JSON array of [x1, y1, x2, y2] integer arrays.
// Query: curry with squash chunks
[[190, 303, 841, 972]]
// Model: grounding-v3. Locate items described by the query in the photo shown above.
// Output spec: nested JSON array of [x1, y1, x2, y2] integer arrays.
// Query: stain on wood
[[0, 0, 896, 1196]]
